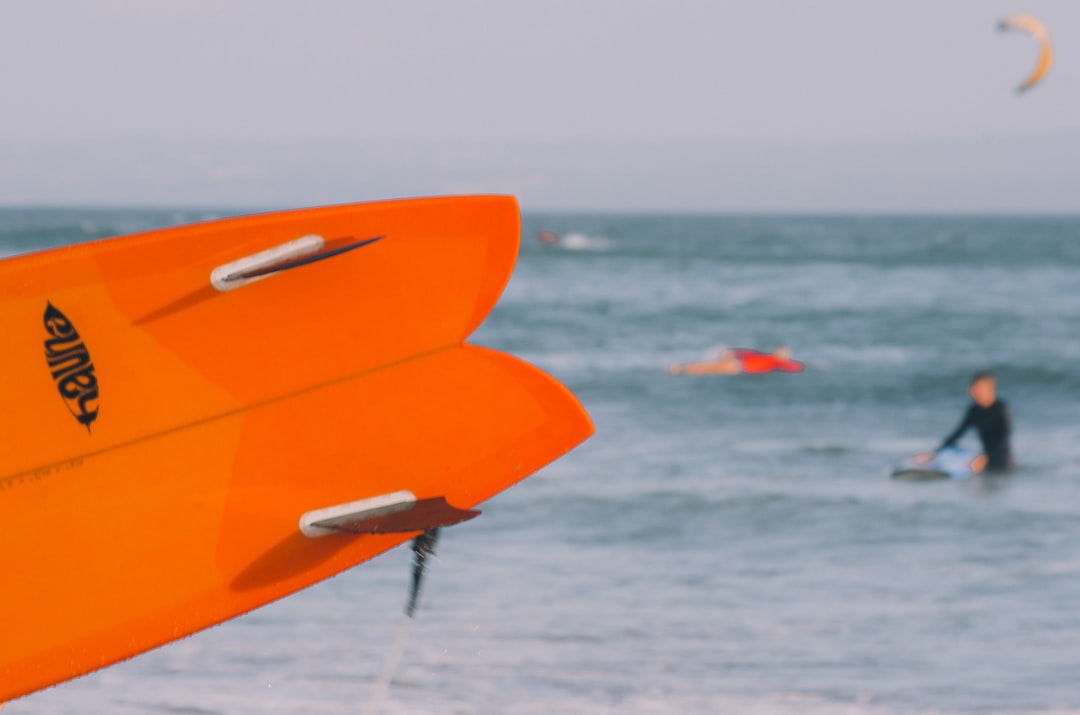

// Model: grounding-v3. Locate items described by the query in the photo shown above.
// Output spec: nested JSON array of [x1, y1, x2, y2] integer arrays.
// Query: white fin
[[211, 234, 325, 292], [299, 490, 417, 538]]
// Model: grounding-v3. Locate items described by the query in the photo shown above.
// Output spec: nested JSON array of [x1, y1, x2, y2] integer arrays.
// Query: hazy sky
[[2, 1, 1079, 211]]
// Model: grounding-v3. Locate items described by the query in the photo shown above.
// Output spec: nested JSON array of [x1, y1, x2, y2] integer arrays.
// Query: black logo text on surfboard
[[44, 302, 99, 433]]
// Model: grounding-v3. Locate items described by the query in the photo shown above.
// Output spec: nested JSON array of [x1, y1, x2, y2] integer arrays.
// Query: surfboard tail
[[0, 196, 592, 702]]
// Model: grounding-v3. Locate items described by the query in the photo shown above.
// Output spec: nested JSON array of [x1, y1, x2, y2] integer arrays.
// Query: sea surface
[[4, 208, 1080, 714]]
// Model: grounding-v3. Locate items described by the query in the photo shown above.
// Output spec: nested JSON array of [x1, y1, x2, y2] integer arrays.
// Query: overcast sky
[[1, 1, 1078, 212]]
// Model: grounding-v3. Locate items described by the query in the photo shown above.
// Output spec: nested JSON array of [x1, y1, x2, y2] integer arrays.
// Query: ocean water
[[4, 208, 1080, 714]]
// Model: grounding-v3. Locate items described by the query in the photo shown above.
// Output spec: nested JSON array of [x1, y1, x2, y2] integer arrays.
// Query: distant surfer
[[668, 345, 805, 375], [537, 229, 560, 247], [917, 370, 1014, 473]]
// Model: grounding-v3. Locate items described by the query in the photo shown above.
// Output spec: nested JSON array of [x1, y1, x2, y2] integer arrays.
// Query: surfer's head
[[771, 345, 792, 360], [969, 370, 997, 407]]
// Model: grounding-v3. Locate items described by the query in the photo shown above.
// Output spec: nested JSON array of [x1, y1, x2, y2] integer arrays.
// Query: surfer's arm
[[939, 407, 974, 449]]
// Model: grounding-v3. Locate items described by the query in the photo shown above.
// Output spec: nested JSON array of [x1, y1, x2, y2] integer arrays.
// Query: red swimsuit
[[732, 349, 804, 374]]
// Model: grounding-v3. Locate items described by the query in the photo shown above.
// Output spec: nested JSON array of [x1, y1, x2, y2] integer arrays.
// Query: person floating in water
[[537, 229, 560, 247], [668, 345, 805, 375], [919, 370, 1015, 473]]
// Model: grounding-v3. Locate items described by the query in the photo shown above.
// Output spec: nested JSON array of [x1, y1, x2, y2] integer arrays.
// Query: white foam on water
[[559, 232, 611, 251]]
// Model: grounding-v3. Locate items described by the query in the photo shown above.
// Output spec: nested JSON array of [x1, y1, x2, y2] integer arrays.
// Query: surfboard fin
[[211, 235, 383, 292], [299, 491, 479, 538], [135, 234, 384, 325]]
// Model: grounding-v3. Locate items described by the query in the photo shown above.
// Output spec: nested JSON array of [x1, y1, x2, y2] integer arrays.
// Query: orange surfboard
[[0, 195, 592, 703]]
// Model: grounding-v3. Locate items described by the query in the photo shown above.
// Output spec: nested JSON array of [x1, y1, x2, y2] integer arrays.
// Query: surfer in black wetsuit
[[934, 370, 1014, 472]]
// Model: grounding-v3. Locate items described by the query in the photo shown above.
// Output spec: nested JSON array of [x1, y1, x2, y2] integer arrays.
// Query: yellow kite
[[998, 15, 1052, 93]]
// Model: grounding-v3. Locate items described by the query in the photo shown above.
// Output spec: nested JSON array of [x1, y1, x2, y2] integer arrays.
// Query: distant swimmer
[[537, 229, 560, 247], [917, 370, 1014, 473], [668, 345, 805, 375]]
